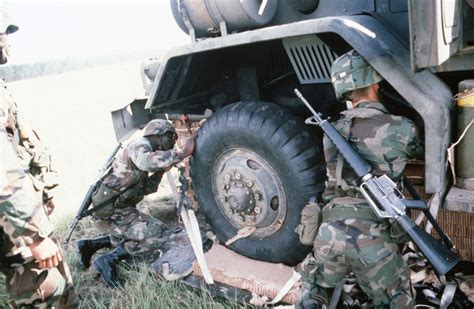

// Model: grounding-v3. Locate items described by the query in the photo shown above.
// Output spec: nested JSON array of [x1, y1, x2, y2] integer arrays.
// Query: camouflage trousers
[[1, 235, 73, 308], [298, 212, 414, 308], [92, 207, 170, 256]]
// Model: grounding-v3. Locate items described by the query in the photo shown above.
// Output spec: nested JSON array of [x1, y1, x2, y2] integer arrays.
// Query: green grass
[[1, 202, 248, 308]]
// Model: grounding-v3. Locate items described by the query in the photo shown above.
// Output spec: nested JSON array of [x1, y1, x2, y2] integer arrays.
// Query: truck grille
[[283, 35, 338, 84]]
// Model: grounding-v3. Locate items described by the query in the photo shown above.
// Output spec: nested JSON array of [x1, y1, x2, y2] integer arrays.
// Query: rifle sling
[[401, 175, 454, 249], [82, 175, 146, 218], [322, 206, 379, 222]]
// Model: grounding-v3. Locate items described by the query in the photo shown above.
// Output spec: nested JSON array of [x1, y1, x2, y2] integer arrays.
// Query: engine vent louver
[[283, 35, 338, 84]]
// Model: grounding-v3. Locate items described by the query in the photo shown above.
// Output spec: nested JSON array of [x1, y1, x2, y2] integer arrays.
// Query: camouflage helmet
[[0, 10, 19, 35], [331, 50, 383, 99], [143, 119, 177, 137]]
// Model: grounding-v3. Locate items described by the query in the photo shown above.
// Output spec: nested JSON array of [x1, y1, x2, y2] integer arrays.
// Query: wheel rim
[[211, 147, 287, 238]]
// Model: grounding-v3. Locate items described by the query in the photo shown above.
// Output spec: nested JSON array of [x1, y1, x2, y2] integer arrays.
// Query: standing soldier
[[76, 119, 195, 288], [1, 8, 59, 217], [0, 8, 73, 307], [297, 50, 423, 308]]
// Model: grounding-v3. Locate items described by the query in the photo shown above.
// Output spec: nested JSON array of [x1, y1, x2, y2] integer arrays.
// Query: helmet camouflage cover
[[0, 10, 19, 34], [143, 119, 176, 137], [331, 50, 383, 99]]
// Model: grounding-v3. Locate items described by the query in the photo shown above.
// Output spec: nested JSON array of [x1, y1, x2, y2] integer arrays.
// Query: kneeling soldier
[[76, 119, 195, 287]]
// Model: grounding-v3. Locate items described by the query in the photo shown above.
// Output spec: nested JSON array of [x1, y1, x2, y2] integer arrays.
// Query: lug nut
[[225, 174, 231, 181], [235, 172, 241, 180], [238, 215, 245, 222], [255, 207, 261, 214], [220, 196, 227, 202], [254, 193, 261, 200], [245, 180, 253, 187]]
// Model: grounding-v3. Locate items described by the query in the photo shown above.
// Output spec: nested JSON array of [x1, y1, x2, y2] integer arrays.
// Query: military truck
[[113, 0, 474, 266]]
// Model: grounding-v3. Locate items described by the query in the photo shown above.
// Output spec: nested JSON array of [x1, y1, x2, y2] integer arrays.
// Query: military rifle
[[64, 143, 122, 244], [294, 89, 459, 275]]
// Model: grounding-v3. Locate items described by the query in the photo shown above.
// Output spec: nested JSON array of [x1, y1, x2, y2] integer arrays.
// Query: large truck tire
[[190, 101, 326, 265]]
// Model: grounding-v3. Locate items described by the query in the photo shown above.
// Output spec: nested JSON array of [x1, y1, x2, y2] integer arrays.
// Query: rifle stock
[[295, 89, 459, 275], [396, 214, 459, 275]]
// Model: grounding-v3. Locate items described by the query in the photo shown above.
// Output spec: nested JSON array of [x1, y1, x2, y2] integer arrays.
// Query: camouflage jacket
[[323, 101, 424, 202], [1, 88, 54, 246], [1, 80, 59, 201], [102, 137, 184, 195]]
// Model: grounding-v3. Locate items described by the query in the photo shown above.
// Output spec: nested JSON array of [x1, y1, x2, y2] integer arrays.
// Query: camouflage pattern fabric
[[1, 94, 73, 307], [91, 136, 184, 255], [0, 9, 19, 35], [298, 101, 423, 308], [331, 50, 384, 99], [299, 218, 413, 308], [1, 80, 59, 211], [323, 101, 423, 201], [92, 208, 171, 256], [1, 233, 73, 308], [143, 119, 177, 137], [101, 137, 183, 192]]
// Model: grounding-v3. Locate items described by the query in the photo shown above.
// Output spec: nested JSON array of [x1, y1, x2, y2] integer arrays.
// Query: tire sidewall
[[191, 101, 323, 264]]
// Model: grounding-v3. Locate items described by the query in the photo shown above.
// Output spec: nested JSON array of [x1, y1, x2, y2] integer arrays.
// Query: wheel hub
[[226, 178, 256, 213], [212, 148, 286, 237]]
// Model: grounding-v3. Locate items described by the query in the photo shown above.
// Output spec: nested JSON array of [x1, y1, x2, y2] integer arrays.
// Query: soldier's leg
[[5, 263, 72, 308], [351, 238, 414, 308], [2, 240, 73, 308], [92, 246, 129, 288], [76, 235, 112, 269], [297, 222, 349, 308], [92, 208, 169, 287], [106, 208, 169, 255]]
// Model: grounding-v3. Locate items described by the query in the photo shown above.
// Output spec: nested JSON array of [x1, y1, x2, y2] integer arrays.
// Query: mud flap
[[111, 98, 150, 142]]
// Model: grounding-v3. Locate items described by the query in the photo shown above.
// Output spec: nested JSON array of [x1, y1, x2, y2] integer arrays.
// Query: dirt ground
[[7, 62, 151, 221]]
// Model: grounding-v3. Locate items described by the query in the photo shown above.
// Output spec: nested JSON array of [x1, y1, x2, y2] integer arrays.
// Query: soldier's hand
[[182, 135, 196, 157], [29, 237, 63, 269]]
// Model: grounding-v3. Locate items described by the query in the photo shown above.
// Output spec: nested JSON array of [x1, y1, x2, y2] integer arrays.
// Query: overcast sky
[[4, 0, 189, 64]]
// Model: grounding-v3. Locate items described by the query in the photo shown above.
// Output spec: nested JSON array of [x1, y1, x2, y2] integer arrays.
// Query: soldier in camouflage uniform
[[76, 119, 195, 287], [297, 50, 423, 308], [1, 56, 59, 218], [0, 9, 73, 307]]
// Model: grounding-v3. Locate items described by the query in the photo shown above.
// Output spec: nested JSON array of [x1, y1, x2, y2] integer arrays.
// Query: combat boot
[[92, 246, 130, 288], [76, 236, 112, 269]]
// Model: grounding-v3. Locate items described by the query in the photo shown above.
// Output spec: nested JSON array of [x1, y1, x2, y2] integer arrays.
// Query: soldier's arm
[[1, 119, 54, 247], [0, 187, 54, 246], [129, 142, 184, 172], [400, 118, 424, 160]]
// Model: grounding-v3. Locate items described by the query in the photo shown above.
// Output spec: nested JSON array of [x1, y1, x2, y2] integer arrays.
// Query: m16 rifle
[[64, 143, 122, 244], [294, 89, 459, 276]]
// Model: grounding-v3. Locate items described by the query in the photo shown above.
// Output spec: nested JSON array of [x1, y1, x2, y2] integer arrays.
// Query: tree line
[[0, 49, 163, 82]]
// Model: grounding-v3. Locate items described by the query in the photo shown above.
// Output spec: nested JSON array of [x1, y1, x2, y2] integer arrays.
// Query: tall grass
[[0, 203, 248, 308]]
